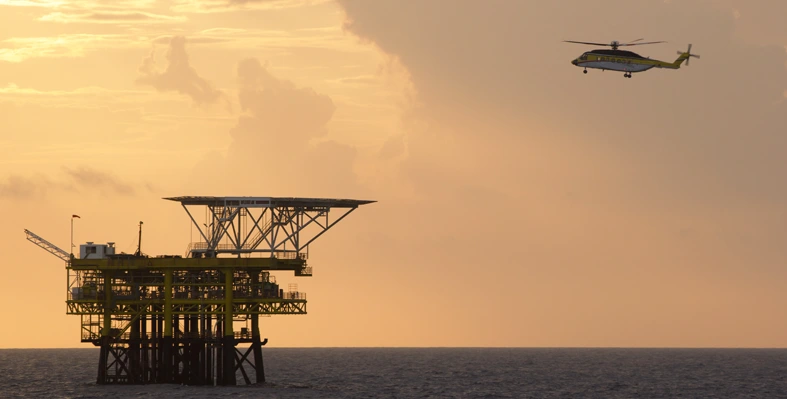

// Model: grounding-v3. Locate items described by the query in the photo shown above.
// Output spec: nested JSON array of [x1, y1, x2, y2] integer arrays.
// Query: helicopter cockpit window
[[580, 54, 588, 61]]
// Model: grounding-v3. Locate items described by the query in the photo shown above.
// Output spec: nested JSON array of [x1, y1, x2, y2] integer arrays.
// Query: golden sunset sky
[[1, 0, 786, 348]]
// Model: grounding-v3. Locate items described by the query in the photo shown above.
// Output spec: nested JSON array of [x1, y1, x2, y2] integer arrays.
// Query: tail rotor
[[677, 44, 700, 66]]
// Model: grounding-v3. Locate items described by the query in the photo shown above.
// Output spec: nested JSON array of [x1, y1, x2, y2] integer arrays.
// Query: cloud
[[76, 0, 158, 8], [0, 167, 139, 199], [0, 175, 53, 199], [198, 27, 246, 35], [0, 22, 362, 59], [229, 58, 356, 193], [234, 57, 334, 137], [188, 57, 361, 198], [63, 167, 135, 195], [0, 34, 140, 63], [0, 0, 157, 8], [136, 36, 224, 105], [377, 133, 405, 160], [0, 83, 159, 107], [227, 0, 324, 5], [154, 26, 369, 54], [151, 35, 230, 45], [728, 2, 787, 45], [0, 0, 63, 7], [330, 74, 379, 86], [39, 10, 186, 24], [338, 0, 787, 206], [170, 0, 329, 13], [332, 0, 787, 346]]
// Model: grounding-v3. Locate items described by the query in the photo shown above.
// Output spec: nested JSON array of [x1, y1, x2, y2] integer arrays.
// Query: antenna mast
[[134, 221, 143, 257]]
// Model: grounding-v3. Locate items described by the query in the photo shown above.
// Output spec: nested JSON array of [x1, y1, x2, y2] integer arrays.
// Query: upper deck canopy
[[164, 196, 375, 208]]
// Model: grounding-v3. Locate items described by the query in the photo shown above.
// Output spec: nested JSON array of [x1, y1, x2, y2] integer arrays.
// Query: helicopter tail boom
[[667, 53, 690, 69], [668, 44, 700, 69]]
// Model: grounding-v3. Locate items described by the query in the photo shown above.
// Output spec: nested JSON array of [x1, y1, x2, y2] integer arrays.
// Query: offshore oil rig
[[25, 196, 373, 385]]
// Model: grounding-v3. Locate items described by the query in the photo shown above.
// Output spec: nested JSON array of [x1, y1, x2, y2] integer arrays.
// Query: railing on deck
[[81, 328, 273, 341], [282, 291, 305, 300], [70, 289, 306, 301], [185, 242, 308, 260]]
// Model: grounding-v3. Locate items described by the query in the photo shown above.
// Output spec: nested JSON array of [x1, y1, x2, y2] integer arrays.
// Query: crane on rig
[[24, 229, 70, 263]]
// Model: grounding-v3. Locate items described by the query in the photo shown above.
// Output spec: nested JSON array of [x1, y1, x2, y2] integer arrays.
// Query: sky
[[1, 0, 786, 348]]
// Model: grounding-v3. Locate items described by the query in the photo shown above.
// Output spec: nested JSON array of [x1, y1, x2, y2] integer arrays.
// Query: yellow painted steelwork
[[70, 256, 307, 272], [164, 268, 172, 337], [27, 195, 374, 385], [224, 268, 233, 339]]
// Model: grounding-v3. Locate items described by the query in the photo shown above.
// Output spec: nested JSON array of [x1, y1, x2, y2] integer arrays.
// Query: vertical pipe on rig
[[223, 268, 236, 385], [163, 269, 173, 383]]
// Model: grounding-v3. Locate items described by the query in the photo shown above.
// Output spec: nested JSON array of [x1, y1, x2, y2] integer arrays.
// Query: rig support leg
[[97, 336, 109, 384], [222, 335, 236, 385], [129, 311, 140, 384], [162, 269, 173, 383], [97, 270, 114, 384], [252, 315, 265, 384], [222, 268, 237, 386]]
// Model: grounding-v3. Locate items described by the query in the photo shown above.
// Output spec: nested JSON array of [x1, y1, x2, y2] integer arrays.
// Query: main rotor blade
[[563, 40, 611, 46], [625, 38, 645, 44], [619, 41, 666, 46]]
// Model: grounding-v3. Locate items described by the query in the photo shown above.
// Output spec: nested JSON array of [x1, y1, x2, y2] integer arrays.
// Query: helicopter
[[566, 39, 699, 78]]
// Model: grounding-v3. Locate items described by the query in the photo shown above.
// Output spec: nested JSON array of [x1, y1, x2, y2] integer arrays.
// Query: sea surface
[[0, 348, 785, 398]]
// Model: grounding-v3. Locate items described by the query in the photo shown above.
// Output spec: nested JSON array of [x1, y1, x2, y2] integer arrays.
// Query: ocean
[[0, 348, 785, 398]]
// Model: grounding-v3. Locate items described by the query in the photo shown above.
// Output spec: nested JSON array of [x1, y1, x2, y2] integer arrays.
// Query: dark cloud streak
[[63, 167, 135, 196], [0, 167, 140, 199]]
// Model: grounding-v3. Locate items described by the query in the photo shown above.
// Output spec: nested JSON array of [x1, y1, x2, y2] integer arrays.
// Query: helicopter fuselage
[[571, 49, 682, 74]]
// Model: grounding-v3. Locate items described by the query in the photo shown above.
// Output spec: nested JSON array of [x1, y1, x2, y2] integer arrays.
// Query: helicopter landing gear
[[624, 72, 632, 78], [583, 69, 587, 74]]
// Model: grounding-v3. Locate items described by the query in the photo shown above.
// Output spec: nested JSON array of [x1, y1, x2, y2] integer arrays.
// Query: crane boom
[[25, 229, 70, 263]]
